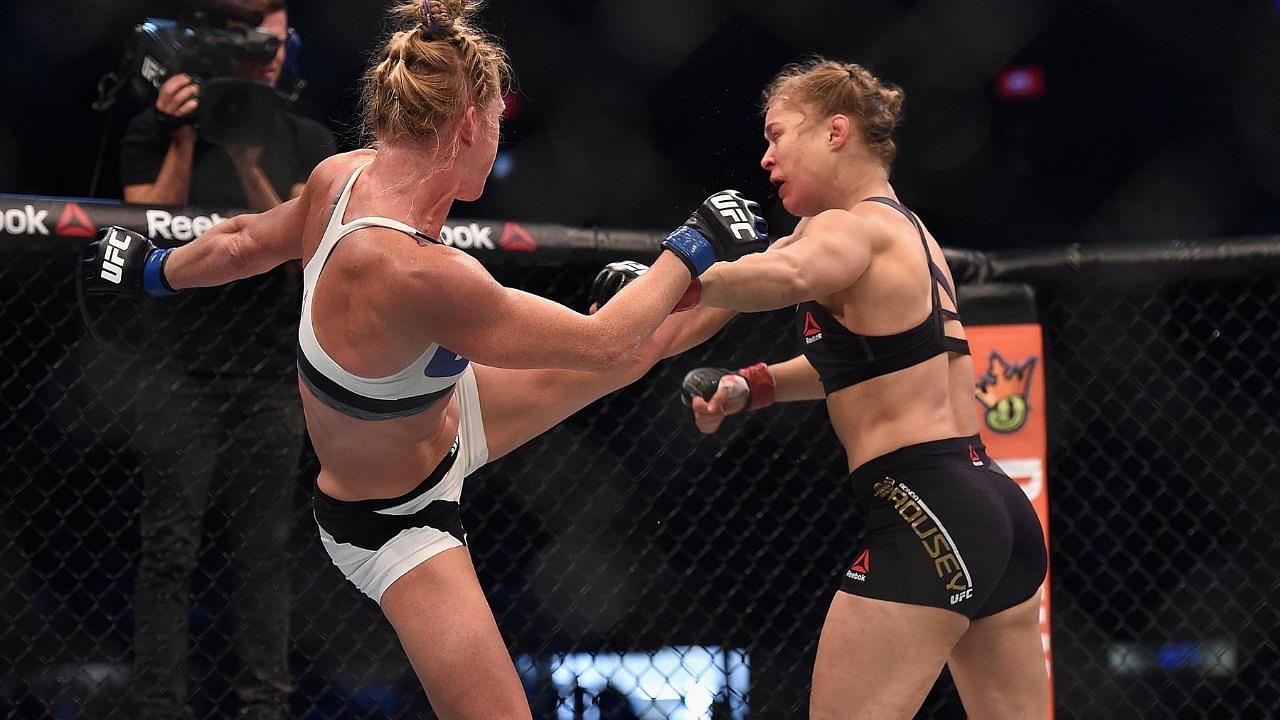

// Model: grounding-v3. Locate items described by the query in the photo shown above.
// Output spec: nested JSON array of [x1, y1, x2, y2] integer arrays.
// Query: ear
[[827, 114, 852, 149], [458, 105, 479, 147]]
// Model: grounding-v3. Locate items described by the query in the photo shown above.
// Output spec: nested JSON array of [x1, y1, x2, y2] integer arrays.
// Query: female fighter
[[83, 1, 766, 717], [677, 59, 1049, 719]]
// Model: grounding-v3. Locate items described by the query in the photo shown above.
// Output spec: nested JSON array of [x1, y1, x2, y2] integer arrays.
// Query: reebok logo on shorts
[[875, 476, 975, 604], [845, 549, 870, 582]]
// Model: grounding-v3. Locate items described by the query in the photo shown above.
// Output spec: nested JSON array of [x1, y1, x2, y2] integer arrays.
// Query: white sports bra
[[296, 163, 469, 420]]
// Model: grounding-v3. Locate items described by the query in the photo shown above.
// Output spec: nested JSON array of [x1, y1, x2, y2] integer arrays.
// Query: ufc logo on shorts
[[100, 229, 131, 284], [710, 194, 757, 241]]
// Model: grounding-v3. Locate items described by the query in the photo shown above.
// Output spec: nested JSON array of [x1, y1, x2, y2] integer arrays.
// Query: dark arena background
[[2, 1, 1279, 718]]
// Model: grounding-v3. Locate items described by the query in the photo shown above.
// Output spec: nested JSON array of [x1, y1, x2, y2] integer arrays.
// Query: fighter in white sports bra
[[81, 2, 768, 716], [297, 162, 471, 422]]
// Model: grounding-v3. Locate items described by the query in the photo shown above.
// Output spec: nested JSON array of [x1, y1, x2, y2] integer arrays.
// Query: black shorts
[[839, 435, 1047, 619]]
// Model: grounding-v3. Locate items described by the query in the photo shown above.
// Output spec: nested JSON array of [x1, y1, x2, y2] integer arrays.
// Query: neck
[[362, 142, 460, 239], [830, 155, 892, 211]]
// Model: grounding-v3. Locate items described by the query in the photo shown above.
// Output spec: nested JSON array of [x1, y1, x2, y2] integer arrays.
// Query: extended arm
[[424, 251, 695, 372], [87, 155, 324, 297], [647, 304, 738, 360], [423, 189, 769, 372], [698, 209, 872, 312], [162, 190, 309, 289], [470, 268, 740, 461]]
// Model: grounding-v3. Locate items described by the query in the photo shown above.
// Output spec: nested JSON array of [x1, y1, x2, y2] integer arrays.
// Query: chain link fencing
[[1, 235, 1278, 719]]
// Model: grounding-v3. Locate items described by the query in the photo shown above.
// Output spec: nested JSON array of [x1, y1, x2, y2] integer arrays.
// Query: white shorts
[[313, 366, 489, 604]]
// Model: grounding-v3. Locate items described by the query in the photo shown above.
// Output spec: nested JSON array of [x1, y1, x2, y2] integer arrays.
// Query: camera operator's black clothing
[[120, 105, 335, 377], [132, 374, 302, 720], [120, 106, 335, 209], [121, 105, 333, 720]]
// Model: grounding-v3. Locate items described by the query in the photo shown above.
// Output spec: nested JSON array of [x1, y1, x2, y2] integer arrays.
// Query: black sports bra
[[796, 197, 970, 396]]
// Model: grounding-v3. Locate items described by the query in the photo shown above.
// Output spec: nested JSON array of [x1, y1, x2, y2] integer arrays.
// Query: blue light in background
[[492, 151, 515, 181], [1156, 642, 1203, 670], [516, 646, 749, 719], [1108, 640, 1237, 676]]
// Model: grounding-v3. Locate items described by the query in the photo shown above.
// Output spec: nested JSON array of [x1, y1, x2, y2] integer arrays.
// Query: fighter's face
[[760, 100, 827, 217]]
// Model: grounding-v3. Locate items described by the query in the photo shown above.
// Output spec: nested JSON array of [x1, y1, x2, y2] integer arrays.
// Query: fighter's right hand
[[681, 367, 750, 434], [83, 226, 179, 297], [155, 74, 199, 128], [661, 190, 769, 276]]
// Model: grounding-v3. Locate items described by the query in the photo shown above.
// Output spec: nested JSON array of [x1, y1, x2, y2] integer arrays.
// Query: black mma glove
[[82, 226, 179, 297], [680, 363, 775, 411], [589, 261, 649, 308], [661, 190, 769, 276], [589, 260, 702, 312]]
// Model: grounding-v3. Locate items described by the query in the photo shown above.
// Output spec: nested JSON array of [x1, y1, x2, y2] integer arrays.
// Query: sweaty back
[[296, 164, 470, 420]]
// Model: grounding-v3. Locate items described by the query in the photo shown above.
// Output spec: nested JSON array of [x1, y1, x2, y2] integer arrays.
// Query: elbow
[[634, 340, 666, 370], [788, 274, 813, 303], [590, 344, 633, 373], [223, 221, 254, 274], [784, 259, 814, 303], [581, 311, 645, 372], [586, 326, 636, 372]]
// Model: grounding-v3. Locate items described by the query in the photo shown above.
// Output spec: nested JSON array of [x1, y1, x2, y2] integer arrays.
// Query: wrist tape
[[738, 362, 775, 411]]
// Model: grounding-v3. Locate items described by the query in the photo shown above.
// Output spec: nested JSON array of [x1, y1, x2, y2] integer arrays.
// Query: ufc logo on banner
[[100, 228, 131, 284], [710, 194, 757, 240]]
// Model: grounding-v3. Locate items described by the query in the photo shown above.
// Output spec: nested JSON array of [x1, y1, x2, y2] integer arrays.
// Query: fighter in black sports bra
[[672, 57, 1049, 720], [797, 196, 970, 394], [683, 194, 1044, 619]]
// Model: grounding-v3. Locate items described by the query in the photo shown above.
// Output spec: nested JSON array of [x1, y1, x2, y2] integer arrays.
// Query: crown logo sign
[[974, 352, 1037, 434], [873, 476, 897, 499]]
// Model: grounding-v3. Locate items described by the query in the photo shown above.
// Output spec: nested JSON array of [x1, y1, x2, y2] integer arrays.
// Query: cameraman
[[118, 3, 333, 719], [120, 0, 334, 210]]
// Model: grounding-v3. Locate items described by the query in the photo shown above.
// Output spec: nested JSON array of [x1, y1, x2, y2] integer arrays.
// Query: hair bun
[[421, 0, 462, 36]]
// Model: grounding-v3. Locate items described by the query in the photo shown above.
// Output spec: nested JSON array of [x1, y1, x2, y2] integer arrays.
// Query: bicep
[[425, 269, 611, 371], [172, 193, 307, 287], [779, 223, 872, 298], [235, 189, 309, 265]]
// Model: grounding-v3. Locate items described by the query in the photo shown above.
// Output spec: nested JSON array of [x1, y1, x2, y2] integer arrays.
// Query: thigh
[[947, 591, 1048, 720], [811, 591, 968, 720], [379, 546, 530, 720]]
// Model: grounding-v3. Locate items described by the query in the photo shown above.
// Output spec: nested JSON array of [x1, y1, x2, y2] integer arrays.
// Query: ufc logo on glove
[[100, 228, 133, 284], [710, 193, 760, 240]]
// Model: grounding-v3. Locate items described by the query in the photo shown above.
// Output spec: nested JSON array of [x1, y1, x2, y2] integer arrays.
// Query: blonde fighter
[[83, 1, 767, 716]]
